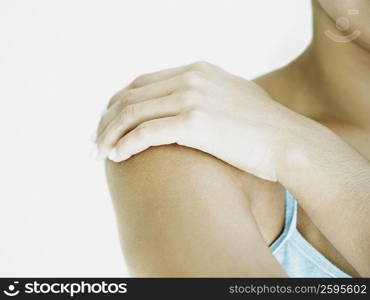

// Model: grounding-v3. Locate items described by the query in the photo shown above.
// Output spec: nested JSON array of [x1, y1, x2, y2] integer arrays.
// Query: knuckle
[[191, 61, 213, 71], [109, 86, 128, 106], [120, 104, 135, 122], [183, 108, 204, 123], [123, 90, 136, 102], [181, 71, 203, 88], [132, 74, 146, 87], [179, 90, 199, 106], [108, 93, 120, 106]]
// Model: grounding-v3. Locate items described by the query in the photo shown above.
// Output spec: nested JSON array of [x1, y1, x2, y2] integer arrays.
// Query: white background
[[0, 0, 312, 276]]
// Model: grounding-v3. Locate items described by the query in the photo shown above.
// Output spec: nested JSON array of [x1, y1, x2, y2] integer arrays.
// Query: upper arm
[[105, 144, 285, 277]]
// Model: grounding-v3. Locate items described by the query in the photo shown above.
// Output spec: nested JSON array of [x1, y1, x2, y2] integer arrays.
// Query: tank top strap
[[283, 188, 298, 234], [269, 188, 298, 252]]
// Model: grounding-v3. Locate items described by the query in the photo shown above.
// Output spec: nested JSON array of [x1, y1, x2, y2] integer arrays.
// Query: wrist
[[273, 116, 335, 185]]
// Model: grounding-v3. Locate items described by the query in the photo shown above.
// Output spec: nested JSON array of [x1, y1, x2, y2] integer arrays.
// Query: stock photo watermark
[[2, 280, 128, 298], [3, 281, 20, 297], [325, 9, 361, 43]]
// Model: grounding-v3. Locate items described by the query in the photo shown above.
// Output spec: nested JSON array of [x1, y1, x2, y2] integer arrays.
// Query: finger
[[107, 86, 131, 109], [107, 68, 188, 109], [98, 72, 201, 136], [109, 116, 186, 162], [97, 94, 186, 159], [106, 66, 188, 109], [99, 76, 182, 135], [99, 76, 181, 136], [107, 61, 213, 108], [131, 61, 215, 88]]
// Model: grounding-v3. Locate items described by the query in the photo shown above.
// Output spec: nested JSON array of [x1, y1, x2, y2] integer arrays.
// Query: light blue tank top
[[269, 189, 351, 278]]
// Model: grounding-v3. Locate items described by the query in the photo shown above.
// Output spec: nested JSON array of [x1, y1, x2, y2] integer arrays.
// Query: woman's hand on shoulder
[[95, 61, 311, 181]]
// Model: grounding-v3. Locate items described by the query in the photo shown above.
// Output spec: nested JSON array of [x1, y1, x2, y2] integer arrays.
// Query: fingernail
[[108, 148, 117, 161]]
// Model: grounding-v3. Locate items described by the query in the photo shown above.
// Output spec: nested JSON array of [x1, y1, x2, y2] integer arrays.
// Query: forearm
[[276, 121, 370, 276]]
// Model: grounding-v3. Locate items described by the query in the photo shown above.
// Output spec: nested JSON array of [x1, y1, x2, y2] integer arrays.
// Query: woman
[[95, 0, 370, 277]]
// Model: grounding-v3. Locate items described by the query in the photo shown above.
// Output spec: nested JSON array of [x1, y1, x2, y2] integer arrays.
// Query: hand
[[96, 61, 306, 181]]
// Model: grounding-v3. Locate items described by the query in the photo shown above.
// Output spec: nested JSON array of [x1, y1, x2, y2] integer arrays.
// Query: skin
[[99, 0, 370, 277]]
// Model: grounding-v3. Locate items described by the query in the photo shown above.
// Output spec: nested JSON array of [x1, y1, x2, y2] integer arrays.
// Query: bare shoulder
[[105, 144, 285, 277], [105, 144, 252, 196]]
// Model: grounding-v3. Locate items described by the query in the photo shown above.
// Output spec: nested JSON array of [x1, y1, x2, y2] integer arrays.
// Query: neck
[[292, 1, 370, 129]]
